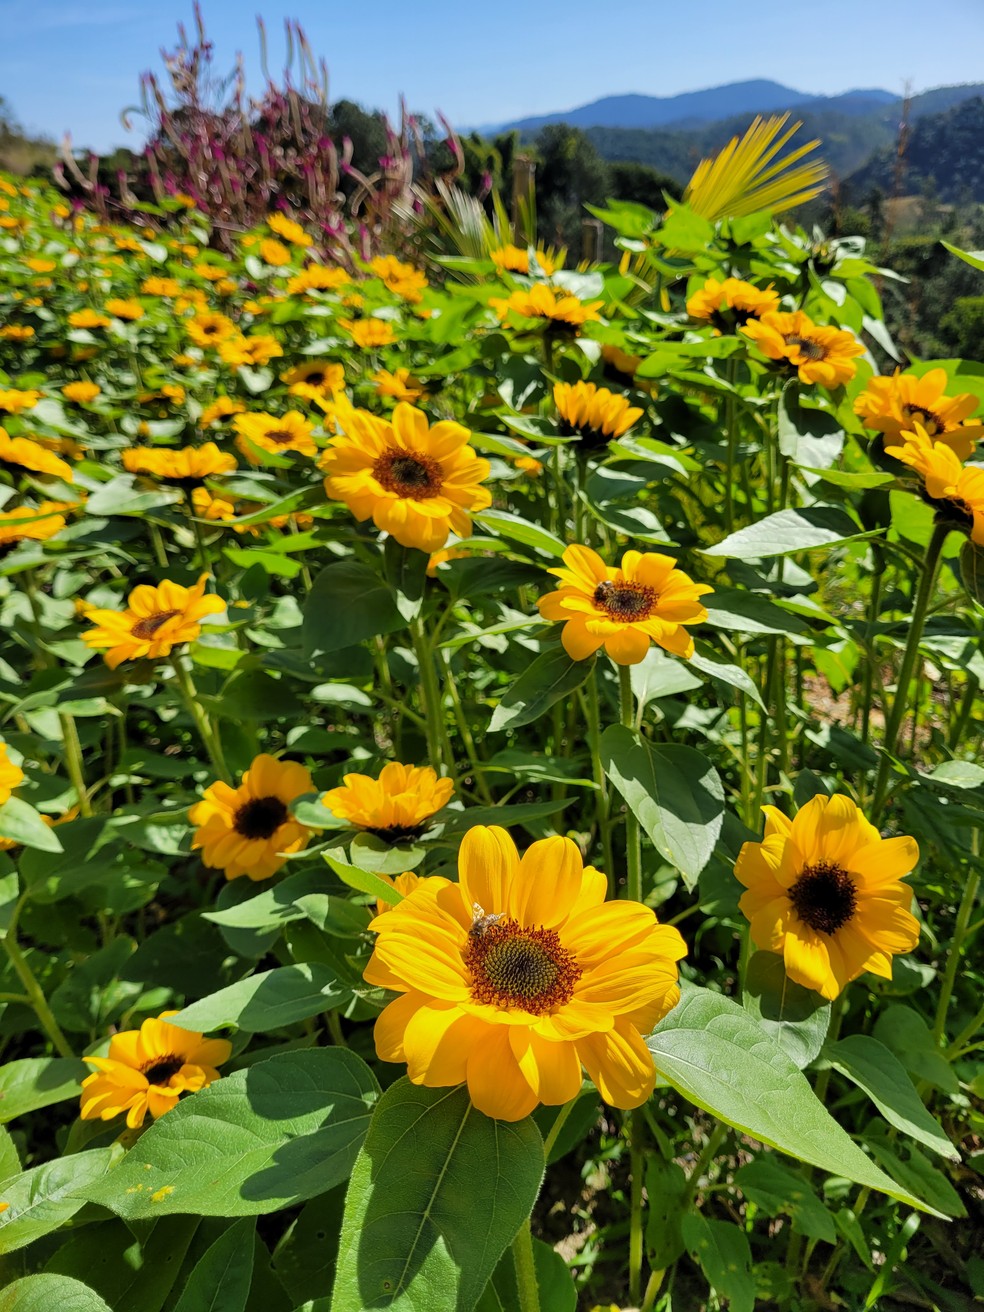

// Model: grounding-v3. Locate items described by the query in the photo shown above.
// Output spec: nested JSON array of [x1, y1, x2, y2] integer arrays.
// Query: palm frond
[[684, 114, 828, 223]]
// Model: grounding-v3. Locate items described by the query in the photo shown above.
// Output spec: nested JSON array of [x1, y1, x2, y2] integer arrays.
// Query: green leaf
[[324, 853, 405, 907], [600, 728, 724, 888], [0, 1149, 116, 1255], [0, 1056, 90, 1122], [778, 388, 844, 469], [630, 646, 703, 707], [959, 537, 984, 609], [170, 964, 354, 1033], [474, 509, 566, 558], [681, 1213, 754, 1312], [0, 1125, 18, 1181], [872, 1005, 958, 1094], [864, 1130, 965, 1218], [18, 817, 116, 901], [476, 1236, 576, 1312], [735, 1158, 836, 1243], [703, 589, 813, 639], [303, 562, 406, 656], [703, 506, 870, 558], [383, 538, 428, 622], [742, 951, 831, 1069], [331, 1080, 544, 1312], [644, 1157, 687, 1268], [81, 1050, 379, 1219], [202, 869, 355, 933], [689, 647, 765, 708], [941, 239, 984, 273], [924, 759, 984, 790], [646, 988, 941, 1214], [489, 647, 595, 733], [826, 1035, 958, 1161], [85, 475, 183, 517], [172, 1218, 255, 1312], [0, 1275, 114, 1312], [45, 1215, 200, 1312], [0, 797, 63, 853]]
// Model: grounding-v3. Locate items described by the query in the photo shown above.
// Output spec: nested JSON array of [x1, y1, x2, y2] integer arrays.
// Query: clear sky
[[3, 0, 984, 153]]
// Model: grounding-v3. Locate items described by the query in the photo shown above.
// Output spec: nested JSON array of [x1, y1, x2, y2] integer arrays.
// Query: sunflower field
[[0, 123, 983, 1312]]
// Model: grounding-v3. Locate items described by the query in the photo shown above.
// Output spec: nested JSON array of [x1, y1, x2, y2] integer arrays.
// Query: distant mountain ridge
[[489, 79, 898, 135]]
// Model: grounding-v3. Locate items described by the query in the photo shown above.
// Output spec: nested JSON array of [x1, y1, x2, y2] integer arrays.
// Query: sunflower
[[218, 334, 283, 369], [854, 368, 983, 457], [322, 763, 454, 841], [341, 319, 397, 349], [490, 284, 603, 330], [0, 502, 67, 548], [514, 455, 544, 477], [189, 754, 315, 881], [80, 1010, 232, 1129], [0, 741, 24, 806], [190, 487, 238, 523], [121, 443, 237, 483], [736, 794, 920, 1000], [281, 361, 345, 402], [142, 276, 183, 297], [61, 382, 100, 404], [686, 276, 780, 333], [321, 402, 492, 552], [260, 238, 291, 268], [368, 255, 429, 304], [0, 388, 41, 413], [601, 344, 644, 381], [104, 298, 144, 321], [268, 212, 313, 247], [68, 309, 110, 330], [375, 870, 425, 915], [538, 544, 712, 664], [0, 430, 73, 481], [553, 381, 643, 452], [81, 573, 224, 668], [233, 411, 317, 464], [885, 425, 984, 544], [741, 310, 864, 387], [0, 325, 35, 341], [365, 825, 686, 1121], [372, 368, 426, 403], [491, 244, 558, 276], [199, 396, 246, 426], [185, 311, 237, 348], [286, 266, 351, 296]]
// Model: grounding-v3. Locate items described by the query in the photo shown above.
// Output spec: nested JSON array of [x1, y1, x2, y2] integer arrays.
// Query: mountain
[[847, 96, 984, 202], [492, 80, 896, 135]]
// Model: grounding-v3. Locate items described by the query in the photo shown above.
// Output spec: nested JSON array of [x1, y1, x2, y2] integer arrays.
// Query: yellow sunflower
[[0, 388, 41, 413], [286, 265, 351, 295], [80, 1010, 232, 1129], [491, 244, 558, 276], [538, 544, 712, 664], [736, 794, 920, 1001], [0, 325, 35, 341], [190, 488, 238, 523], [885, 425, 984, 544], [218, 334, 284, 368], [0, 430, 73, 481], [68, 309, 110, 330], [0, 741, 24, 806], [61, 382, 100, 404], [490, 284, 603, 330], [375, 870, 425, 915], [368, 255, 428, 304], [0, 502, 67, 548], [372, 368, 426, 403], [741, 310, 864, 387], [81, 573, 224, 669], [104, 298, 145, 321], [854, 368, 983, 458], [268, 212, 313, 247], [322, 763, 454, 840], [260, 238, 291, 267], [365, 825, 686, 1121], [280, 361, 345, 402], [189, 754, 315, 881], [199, 396, 246, 426], [122, 443, 237, 482], [553, 381, 643, 452], [185, 311, 237, 349], [686, 276, 780, 333], [141, 276, 183, 297], [233, 411, 317, 464], [321, 402, 492, 552], [341, 319, 397, 349]]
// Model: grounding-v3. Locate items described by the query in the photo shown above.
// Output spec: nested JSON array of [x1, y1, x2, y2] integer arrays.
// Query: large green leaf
[[303, 562, 406, 656], [474, 509, 565, 558], [170, 964, 354, 1033], [680, 1213, 754, 1312], [734, 1158, 835, 1243], [0, 797, 64, 853], [81, 1050, 379, 1219], [703, 506, 870, 558], [44, 1216, 200, 1312], [0, 1056, 90, 1122], [0, 1149, 116, 1255], [826, 1035, 958, 1161], [331, 1080, 544, 1312], [475, 1237, 576, 1312], [600, 727, 724, 888], [742, 951, 831, 1069], [0, 1274, 114, 1312], [172, 1218, 256, 1312], [489, 648, 595, 733], [646, 988, 940, 1214], [778, 388, 844, 469]]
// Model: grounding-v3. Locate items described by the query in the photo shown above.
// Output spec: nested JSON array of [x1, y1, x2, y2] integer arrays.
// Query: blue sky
[[2, 0, 984, 152]]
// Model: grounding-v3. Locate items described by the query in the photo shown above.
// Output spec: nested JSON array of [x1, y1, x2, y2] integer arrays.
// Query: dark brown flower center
[[783, 334, 827, 362], [141, 1054, 185, 1085], [592, 579, 657, 621], [364, 822, 427, 844], [789, 862, 858, 935], [372, 448, 444, 499], [302, 371, 325, 386], [234, 795, 289, 839], [903, 405, 944, 436], [266, 428, 296, 445], [130, 610, 180, 639], [464, 917, 582, 1015]]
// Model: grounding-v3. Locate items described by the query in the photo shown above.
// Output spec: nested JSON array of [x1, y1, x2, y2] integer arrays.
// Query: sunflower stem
[[2, 895, 74, 1059], [584, 672, 616, 896], [511, 1216, 540, 1312], [148, 521, 170, 570], [628, 1107, 646, 1304], [438, 645, 493, 804], [171, 655, 231, 784], [870, 521, 949, 819], [617, 664, 642, 903], [59, 712, 93, 817], [931, 850, 981, 1047], [541, 1095, 578, 1161], [410, 615, 453, 778]]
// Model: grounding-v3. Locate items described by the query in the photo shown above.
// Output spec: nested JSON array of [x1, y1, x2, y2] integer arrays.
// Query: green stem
[[617, 664, 642, 903], [148, 521, 170, 570], [511, 1217, 540, 1312], [640, 1268, 667, 1312], [410, 615, 453, 776], [171, 656, 231, 784], [541, 1096, 578, 1160], [439, 647, 493, 804], [870, 522, 949, 818], [2, 898, 74, 1058], [584, 674, 616, 894], [932, 861, 981, 1046], [859, 559, 885, 744], [681, 1121, 727, 1212], [629, 1107, 646, 1305], [58, 713, 93, 817]]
